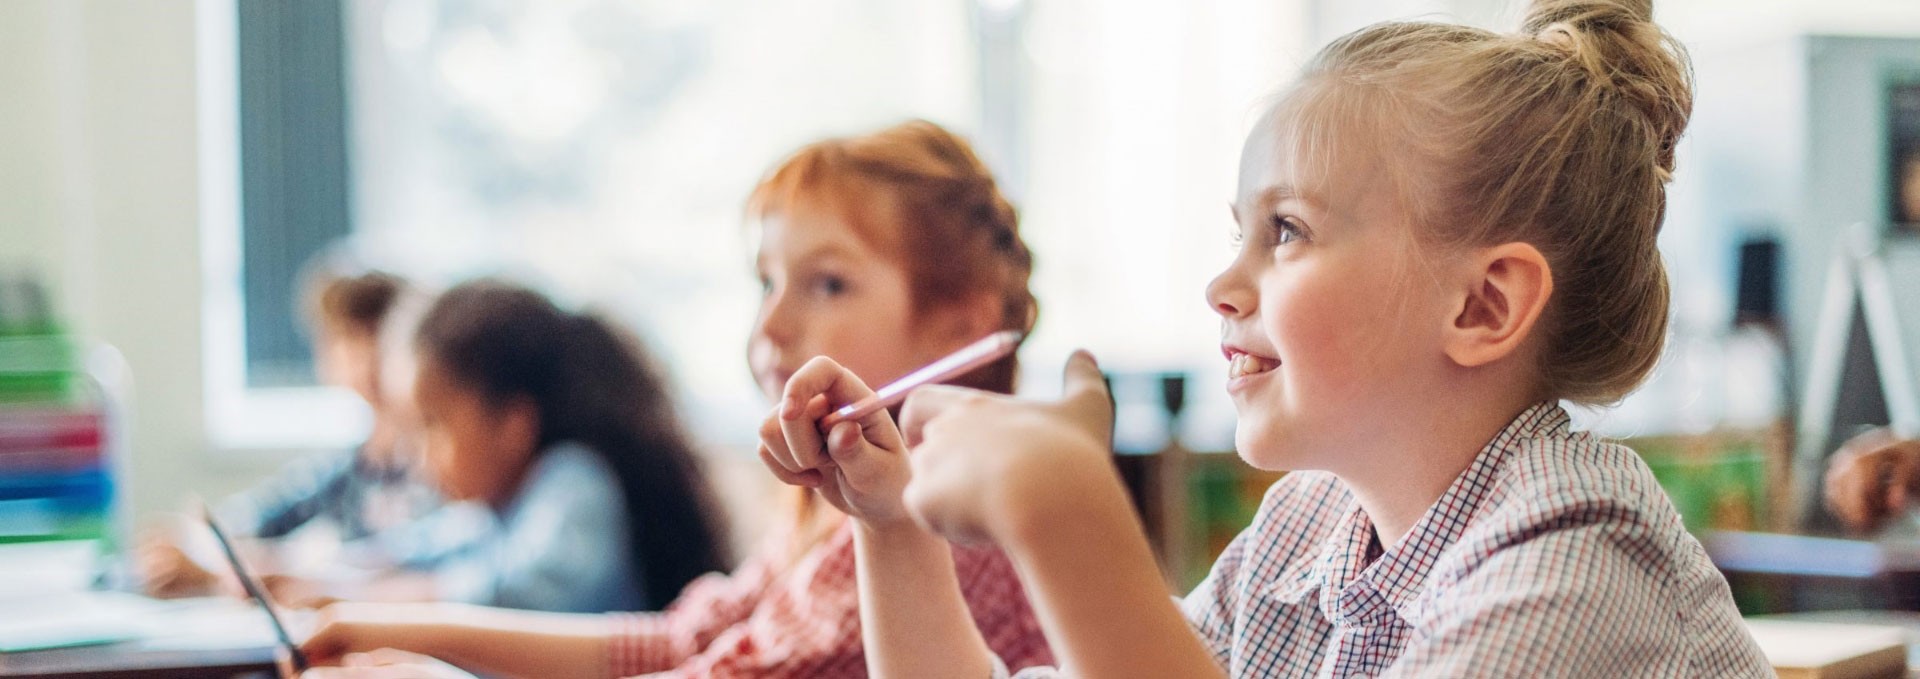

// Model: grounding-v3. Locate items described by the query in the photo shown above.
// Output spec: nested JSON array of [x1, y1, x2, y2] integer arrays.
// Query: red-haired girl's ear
[[934, 291, 1006, 345], [1443, 242, 1552, 369]]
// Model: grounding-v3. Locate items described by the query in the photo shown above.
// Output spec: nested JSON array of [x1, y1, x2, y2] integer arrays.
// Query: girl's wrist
[[853, 516, 945, 558], [854, 512, 934, 545]]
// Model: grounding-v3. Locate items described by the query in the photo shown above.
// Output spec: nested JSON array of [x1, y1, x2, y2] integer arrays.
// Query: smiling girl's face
[[1205, 110, 1461, 473]]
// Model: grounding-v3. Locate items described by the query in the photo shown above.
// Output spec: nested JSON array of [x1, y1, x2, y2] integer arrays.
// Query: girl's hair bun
[[1523, 0, 1692, 181]]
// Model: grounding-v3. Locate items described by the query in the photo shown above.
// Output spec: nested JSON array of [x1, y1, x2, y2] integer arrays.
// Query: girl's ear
[[935, 291, 1006, 346], [498, 395, 543, 464], [1442, 242, 1553, 369]]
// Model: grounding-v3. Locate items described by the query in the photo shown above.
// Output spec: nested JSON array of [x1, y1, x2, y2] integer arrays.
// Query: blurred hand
[[136, 520, 225, 599], [896, 351, 1114, 544], [265, 574, 341, 610], [1824, 427, 1920, 532], [758, 356, 914, 527], [298, 649, 475, 679], [301, 602, 440, 668]]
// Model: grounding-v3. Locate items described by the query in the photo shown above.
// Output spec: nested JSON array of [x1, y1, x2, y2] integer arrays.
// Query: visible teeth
[[1229, 354, 1277, 378]]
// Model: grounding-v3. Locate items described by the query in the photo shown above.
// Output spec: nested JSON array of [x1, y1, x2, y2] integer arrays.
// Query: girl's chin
[[1232, 421, 1301, 472]]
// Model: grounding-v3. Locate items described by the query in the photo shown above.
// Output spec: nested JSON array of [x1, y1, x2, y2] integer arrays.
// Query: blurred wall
[[0, 0, 276, 527]]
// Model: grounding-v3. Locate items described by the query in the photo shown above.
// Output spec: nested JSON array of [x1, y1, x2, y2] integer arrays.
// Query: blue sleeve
[[434, 446, 640, 613], [216, 449, 359, 538]]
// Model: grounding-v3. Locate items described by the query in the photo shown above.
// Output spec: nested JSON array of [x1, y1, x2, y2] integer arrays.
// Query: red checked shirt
[[608, 519, 1051, 678], [1003, 403, 1771, 678]]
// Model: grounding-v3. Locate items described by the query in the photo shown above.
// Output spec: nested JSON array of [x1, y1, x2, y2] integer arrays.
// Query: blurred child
[[295, 120, 1053, 679], [762, 2, 1774, 676], [140, 269, 437, 598]]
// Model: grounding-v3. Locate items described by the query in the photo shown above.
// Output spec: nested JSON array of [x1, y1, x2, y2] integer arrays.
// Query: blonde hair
[[747, 120, 1040, 562], [1277, 0, 1691, 404]]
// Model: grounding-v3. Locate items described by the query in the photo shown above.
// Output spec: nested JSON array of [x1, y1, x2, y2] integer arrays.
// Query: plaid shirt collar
[[1267, 403, 1571, 626]]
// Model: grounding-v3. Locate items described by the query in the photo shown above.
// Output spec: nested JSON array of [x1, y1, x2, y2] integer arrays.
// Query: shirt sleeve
[[1178, 512, 1258, 667], [216, 448, 358, 538], [611, 523, 1051, 679], [605, 539, 784, 677], [437, 449, 634, 613], [629, 527, 864, 679], [355, 501, 492, 569], [1381, 500, 1728, 677]]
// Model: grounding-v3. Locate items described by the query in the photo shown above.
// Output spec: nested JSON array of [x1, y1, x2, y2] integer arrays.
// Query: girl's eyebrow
[[1257, 184, 1322, 211], [790, 243, 861, 268], [758, 243, 858, 273]]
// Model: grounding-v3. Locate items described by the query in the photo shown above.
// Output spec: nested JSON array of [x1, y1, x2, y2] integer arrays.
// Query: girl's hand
[[300, 602, 439, 668], [897, 351, 1113, 545], [758, 356, 914, 527], [1825, 428, 1920, 532], [265, 574, 342, 610], [136, 531, 221, 599], [298, 649, 476, 679]]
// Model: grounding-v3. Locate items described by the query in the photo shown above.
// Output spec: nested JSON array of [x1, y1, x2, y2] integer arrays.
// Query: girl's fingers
[[1888, 454, 1917, 517], [758, 407, 803, 473], [898, 385, 981, 448], [1826, 450, 1879, 529], [781, 356, 889, 467], [759, 446, 823, 487], [780, 356, 881, 422], [827, 420, 894, 491], [1056, 350, 1113, 444], [778, 394, 833, 470]]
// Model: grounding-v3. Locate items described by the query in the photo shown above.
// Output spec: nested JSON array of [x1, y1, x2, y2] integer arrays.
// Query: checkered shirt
[[1003, 402, 1771, 678], [609, 519, 1052, 678]]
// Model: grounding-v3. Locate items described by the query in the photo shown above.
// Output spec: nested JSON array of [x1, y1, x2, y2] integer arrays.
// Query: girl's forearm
[[999, 465, 1225, 679], [854, 521, 997, 679], [383, 605, 613, 679]]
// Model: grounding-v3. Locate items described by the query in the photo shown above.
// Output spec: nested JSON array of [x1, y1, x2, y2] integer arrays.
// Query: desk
[[1706, 530, 1920, 612], [0, 593, 283, 679], [1762, 610, 1920, 679], [0, 643, 275, 679]]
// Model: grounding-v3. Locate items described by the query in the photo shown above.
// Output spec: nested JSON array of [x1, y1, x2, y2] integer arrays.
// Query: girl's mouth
[[1227, 352, 1278, 379]]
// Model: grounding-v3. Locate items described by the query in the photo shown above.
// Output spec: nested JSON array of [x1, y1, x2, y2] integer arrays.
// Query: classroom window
[[200, 0, 370, 453], [206, 0, 1315, 452]]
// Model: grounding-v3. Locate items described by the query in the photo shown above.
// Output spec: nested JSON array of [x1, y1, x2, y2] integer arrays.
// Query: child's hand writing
[[897, 350, 1113, 545], [299, 602, 442, 668], [759, 356, 914, 527]]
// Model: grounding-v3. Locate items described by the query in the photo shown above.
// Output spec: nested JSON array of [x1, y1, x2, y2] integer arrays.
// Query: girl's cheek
[[1266, 272, 1367, 383]]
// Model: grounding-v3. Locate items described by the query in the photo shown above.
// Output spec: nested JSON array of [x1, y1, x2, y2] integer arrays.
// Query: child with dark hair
[[399, 279, 730, 613]]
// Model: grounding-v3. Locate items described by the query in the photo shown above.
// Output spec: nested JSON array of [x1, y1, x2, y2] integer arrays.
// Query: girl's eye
[[813, 274, 848, 297], [757, 275, 774, 296], [1270, 215, 1305, 246]]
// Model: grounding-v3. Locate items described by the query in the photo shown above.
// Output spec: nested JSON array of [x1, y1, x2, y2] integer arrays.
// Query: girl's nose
[[1206, 263, 1254, 318], [753, 291, 797, 346]]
